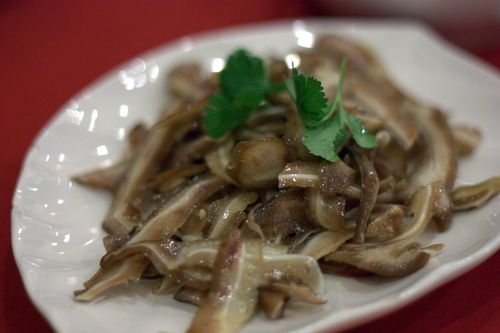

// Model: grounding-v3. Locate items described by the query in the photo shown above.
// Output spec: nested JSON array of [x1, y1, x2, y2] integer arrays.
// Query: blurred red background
[[1, 1, 499, 332]]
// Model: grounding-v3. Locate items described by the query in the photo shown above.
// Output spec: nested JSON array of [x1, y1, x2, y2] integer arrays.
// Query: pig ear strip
[[73, 35, 499, 333]]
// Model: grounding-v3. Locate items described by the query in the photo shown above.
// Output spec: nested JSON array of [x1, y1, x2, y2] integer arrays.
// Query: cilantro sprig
[[203, 49, 377, 162], [285, 58, 377, 162], [204, 49, 276, 138]]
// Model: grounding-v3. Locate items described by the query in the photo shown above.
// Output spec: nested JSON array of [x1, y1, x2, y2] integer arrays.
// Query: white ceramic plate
[[12, 19, 500, 333]]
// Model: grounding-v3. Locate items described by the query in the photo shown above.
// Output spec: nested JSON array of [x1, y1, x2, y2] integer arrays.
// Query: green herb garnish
[[285, 58, 378, 162], [203, 50, 377, 161], [204, 49, 275, 138]]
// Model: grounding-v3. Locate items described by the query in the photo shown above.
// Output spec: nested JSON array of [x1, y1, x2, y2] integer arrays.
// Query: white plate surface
[[12, 19, 500, 333]]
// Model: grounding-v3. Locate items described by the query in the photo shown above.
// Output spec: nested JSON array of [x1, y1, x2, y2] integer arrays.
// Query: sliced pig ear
[[262, 282, 326, 305], [205, 135, 237, 184], [126, 123, 149, 154], [396, 107, 457, 203], [349, 145, 380, 244], [169, 135, 220, 168], [278, 161, 321, 189], [387, 181, 441, 244], [72, 123, 148, 192], [104, 100, 207, 235], [130, 175, 226, 243], [244, 106, 287, 127], [74, 176, 226, 302], [187, 231, 263, 333], [100, 241, 176, 274], [451, 124, 481, 157], [452, 176, 500, 211], [325, 242, 432, 277], [305, 188, 346, 231], [319, 160, 356, 195], [250, 188, 311, 243], [365, 205, 405, 242], [72, 161, 129, 192], [319, 261, 374, 277], [226, 138, 288, 189], [297, 230, 353, 260], [278, 160, 357, 196], [167, 63, 204, 100], [174, 286, 207, 306], [148, 164, 207, 194], [323, 182, 444, 277], [103, 234, 130, 253], [205, 191, 258, 239], [259, 289, 289, 320], [74, 255, 149, 302], [432, 182, 454, 231], [263, 253, 325, 295]]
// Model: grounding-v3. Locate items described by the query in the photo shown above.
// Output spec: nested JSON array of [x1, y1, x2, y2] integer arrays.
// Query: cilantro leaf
[[220, 49, 268, 101], [204, 48, 273, 138], [268, 81, 286, 95], [342, 107, 378, 148], [303, 116, 345, 162], [287, 68, 328, 127], [204, 93, 253, 138]]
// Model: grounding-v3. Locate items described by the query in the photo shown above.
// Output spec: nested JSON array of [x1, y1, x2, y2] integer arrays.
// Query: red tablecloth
[[2, 1, 499, 332]]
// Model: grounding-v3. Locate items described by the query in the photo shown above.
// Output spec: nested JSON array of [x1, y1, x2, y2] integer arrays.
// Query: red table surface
[[1, 1, 499, 332]]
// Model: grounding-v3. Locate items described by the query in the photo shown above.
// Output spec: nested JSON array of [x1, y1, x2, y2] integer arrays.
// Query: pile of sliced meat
[[72, 35, 500, 333]]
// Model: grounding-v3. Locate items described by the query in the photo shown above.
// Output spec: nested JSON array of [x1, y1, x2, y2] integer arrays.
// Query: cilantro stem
[[323, 57, 348, 121]]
